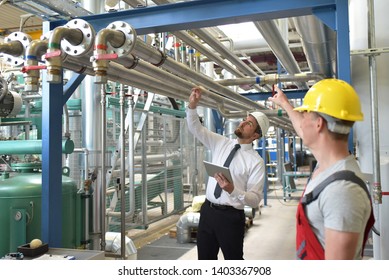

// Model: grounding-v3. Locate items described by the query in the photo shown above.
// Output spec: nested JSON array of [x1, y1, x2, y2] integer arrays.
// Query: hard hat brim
[[293, 105, 309, 112]]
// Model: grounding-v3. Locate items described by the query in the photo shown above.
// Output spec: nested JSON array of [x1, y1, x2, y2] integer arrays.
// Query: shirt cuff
[[229, 187, 245, 201], [186, 107, 197, 114]]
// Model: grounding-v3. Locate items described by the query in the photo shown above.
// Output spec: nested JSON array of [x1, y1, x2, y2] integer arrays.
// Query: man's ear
[[317, 116, 326, 132], [253, 132, 261, 140]]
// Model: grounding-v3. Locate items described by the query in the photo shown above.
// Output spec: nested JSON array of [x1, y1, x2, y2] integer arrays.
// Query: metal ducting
[[293, 15, 337, 78], [176, 212, 200, 244]]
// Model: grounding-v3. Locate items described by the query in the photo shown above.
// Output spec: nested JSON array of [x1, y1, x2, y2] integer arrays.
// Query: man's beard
[[234, 128, 242, 138]]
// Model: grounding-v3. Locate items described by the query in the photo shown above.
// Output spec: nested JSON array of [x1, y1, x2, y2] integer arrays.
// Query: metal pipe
[[0, 139, 74, 154], [132, 39, 262, 110], [126, 91, 135, 255], [100, 86, 107, 252], [72, 51, 250, 112], [45, 26, 84, 83], [63, 104, 70, 139], [217, 73, 324, 87], [0, 40, 25, 56], [254, 20, 302, 76], [24, 100, 31, 140], [293, 15, 336, 78], [23, 38, 49, 92], [89, 23, 289, 127], [119, 84, 127, 259], [154, 0, 266, 90], [192, 28, 268, 92], [0, 121, 32, 126], [367, 0, 382, 205], [45, 19, 94, 83]]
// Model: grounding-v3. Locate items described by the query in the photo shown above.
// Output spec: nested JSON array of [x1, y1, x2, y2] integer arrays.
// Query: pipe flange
[[106, 21, 137, 57], [62, 19, 95, 56], [3, 32, 31, 66]]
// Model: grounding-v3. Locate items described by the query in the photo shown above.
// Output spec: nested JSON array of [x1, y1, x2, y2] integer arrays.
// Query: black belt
[[206, 199, 239, 211]]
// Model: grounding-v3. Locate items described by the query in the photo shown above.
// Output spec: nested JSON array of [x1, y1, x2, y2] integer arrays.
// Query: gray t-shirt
[[304, 155, 372, 259]]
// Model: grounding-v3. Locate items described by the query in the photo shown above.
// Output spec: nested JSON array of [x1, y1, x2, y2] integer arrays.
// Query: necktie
[[214, 144, 241, 198]]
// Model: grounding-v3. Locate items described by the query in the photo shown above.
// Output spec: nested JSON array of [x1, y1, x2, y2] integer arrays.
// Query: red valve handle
[[21, 65, 47, 73]]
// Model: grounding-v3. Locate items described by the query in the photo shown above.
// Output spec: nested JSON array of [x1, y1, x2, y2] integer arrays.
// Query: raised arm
[[188, 86, 203, 109], [268, 86, 304, 138]]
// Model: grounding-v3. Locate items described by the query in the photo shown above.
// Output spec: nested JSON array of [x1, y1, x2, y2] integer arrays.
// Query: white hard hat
[[249, 111, 269, 136]]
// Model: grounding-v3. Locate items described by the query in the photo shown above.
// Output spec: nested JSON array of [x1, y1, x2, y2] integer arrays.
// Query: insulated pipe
[[132, 39, 262, 110], [0, 139, 74, 154], [176, 212, 200, 244], [115, 152, 180, 167], [192, 28, 269, 92], [93, 22, 272, 119], [172, 30, 246, 81], [88, 27, 254, 112], [152, 0, 267, 90], [217, 73, 324, 87], [114, 55, 255, 112], [254, 20, 302, 76], [91, 21, 260, 110], [293, 15, 336, 78], [63, 55, 228, 111], [68, 55, 295, 132], [218, 105, 291, 133]]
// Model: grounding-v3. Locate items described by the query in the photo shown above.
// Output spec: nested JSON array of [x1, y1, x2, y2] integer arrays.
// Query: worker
[[186, 86, 269, 260], [268, 78, 375, 260]]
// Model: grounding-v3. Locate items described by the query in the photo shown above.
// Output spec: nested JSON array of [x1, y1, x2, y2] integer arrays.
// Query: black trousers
[[197, 200, 245, 260]]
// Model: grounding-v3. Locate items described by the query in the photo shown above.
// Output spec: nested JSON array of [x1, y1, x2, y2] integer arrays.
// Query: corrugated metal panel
[[0, 3, 43, 35]]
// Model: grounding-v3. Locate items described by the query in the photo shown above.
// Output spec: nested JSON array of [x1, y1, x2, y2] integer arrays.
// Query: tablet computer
[[203, 160, 233, 183]]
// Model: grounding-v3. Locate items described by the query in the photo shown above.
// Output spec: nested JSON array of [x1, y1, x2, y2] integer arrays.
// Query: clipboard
[[203, 160, 233, 183]]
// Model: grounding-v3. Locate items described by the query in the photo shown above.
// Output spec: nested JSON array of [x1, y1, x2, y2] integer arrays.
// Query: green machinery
[[0, 139, 83, 257]]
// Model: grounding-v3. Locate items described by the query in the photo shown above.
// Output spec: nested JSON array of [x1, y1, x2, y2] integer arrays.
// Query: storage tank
[[0, 163, 80, 257]]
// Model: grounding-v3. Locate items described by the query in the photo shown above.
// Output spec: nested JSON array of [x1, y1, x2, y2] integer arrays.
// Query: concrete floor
[[133, 178, 304, 260]]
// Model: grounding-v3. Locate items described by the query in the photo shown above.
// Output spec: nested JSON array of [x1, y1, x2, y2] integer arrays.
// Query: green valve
[[278, 109, 283, 116]]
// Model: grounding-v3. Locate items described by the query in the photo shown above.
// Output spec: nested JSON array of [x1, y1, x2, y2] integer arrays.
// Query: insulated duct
[[293, 15, 337, 78], [176, 212, 200, 244]]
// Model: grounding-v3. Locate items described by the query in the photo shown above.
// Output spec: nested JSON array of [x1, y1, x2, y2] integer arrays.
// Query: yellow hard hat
[[293, 78, 363, 121]]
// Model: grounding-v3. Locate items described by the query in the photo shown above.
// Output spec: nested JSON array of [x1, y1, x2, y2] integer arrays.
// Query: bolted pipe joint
[[45, 19, 95, 84], [104, 21, 137, 57], [1, 32, 31, 67], [91, 21, 136, 84]]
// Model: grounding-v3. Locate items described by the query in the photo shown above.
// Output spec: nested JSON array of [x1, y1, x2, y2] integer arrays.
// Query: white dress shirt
[[186, 107, 265, 209]]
